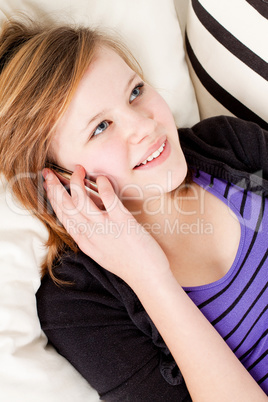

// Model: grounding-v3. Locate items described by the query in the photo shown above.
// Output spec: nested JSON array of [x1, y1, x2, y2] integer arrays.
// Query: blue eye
[[90, 82, 144, 139], [93, 120, 110, 136], [129, 83, 144, 103]]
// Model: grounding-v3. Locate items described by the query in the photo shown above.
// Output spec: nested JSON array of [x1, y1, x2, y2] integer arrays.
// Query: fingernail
[[74, 164, 84, 173], [42, 168, 48, 179], [42, 168, 53, 181]]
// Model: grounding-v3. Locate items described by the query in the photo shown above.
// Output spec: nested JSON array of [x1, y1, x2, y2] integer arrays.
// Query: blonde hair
[[0, 17, 143, 283]]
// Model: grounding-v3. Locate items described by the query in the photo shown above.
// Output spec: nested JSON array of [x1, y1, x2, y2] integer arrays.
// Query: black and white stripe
[[186, 0, 268, 129]]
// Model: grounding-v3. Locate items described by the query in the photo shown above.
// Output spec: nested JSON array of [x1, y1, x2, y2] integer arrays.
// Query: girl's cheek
[[80, 146, 123, 176]]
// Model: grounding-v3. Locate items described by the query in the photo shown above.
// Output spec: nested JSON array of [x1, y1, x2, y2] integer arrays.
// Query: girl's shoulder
[[180, 115, 268, 194]]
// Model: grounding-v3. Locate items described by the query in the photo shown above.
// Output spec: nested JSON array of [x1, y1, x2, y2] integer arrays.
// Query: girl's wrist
[[128, 263, 179, 299]]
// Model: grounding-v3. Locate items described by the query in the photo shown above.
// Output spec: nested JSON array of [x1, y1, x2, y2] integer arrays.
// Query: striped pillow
[[186, 0, 268, 130]]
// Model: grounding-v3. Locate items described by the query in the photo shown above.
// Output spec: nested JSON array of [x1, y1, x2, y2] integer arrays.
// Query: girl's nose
[[120, 108, 157, 144]]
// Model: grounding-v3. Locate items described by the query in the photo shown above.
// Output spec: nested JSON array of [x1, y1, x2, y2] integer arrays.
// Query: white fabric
[[0, 0, 196, 400], [0, 177, 98, 401]]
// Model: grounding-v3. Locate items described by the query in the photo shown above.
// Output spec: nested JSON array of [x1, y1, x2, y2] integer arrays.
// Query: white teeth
[[152, 150, 160, 158], [136, 141, 166, 167]]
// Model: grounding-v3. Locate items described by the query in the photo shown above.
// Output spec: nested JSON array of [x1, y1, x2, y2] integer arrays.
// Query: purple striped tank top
[[184, 171, 268, 393]]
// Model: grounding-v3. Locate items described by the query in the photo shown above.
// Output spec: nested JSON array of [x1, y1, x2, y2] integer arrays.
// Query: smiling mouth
[[134, 141, 166, 168]]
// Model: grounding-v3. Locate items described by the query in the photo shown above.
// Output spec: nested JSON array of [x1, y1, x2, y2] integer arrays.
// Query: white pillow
[[0, 1, 198, 401], [0, 0, 199, 128], [0, 177, 98, 401], [186, 0, 268, 130]]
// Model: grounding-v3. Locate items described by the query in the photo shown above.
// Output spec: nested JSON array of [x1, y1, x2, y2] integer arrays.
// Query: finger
[[43, 169, 96, 242], [70, 165, 103, 215], [96, 175, 129, 217], [95, 175, 118, 212], [43, 168, 79, 222], [69, 165, 89, 208]]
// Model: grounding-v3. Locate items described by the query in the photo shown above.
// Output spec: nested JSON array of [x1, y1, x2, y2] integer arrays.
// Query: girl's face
[[52, 47, 187, 204]]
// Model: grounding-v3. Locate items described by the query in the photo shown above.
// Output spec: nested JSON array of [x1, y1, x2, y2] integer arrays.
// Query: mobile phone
[[46, 163, 104, 209]]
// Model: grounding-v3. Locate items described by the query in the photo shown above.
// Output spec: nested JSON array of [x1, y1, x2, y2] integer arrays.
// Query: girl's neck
[[126, 181, 201, 238]]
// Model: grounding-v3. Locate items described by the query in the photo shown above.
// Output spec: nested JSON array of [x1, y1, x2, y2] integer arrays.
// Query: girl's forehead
[[54, 47, 136, 140], [87, 46, 132, 77], [71, 47, 135, 101]]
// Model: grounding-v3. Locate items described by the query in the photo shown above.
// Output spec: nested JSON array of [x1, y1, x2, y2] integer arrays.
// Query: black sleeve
[[36, 254, 191, 402], [180, 116, 268, 183]]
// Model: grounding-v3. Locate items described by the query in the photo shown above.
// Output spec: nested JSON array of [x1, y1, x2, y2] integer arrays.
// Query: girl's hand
[[43, 165, 170, 286]]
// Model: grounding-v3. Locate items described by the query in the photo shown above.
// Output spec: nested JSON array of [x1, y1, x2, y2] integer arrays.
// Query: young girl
[[0, 17, 267, 401]]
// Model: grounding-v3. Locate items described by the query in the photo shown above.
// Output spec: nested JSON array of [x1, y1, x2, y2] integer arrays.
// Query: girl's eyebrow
[[81, 72, 138, 132]]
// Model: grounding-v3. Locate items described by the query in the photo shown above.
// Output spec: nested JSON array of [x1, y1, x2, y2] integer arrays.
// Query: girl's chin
[[118, 160, 188, 204], [121, 179, 187, 205]]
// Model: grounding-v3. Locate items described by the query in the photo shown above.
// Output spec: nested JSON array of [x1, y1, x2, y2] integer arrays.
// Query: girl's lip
[[133, 140, 170, 170], [134, 136, 167, 167]]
